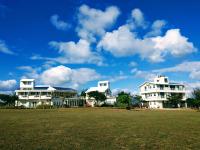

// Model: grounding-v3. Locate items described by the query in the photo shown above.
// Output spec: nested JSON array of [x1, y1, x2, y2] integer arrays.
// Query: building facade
[[15, 79, 82, 108], [85, 81, 116, 106], [139, 76, 187, 109]]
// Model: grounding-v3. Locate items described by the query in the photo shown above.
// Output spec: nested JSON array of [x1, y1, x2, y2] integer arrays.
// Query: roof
[[139, 81, 185, 87], [34, 85, 76, 92], [0, 99, 5, 103], [169, 82, 185, 86], [53, 87, 76, 92], [86, 87, 99, 93], [20, 79, 35, 81], [86, 87, 109, 93]]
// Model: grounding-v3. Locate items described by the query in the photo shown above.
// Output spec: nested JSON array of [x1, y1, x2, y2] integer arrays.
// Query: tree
[[80, 89, 87, 97], [116, 92, 132, 109], [133, 95, 143, 108], [186, 98, 196, 108], [187, 88, 200, 109], [167, 93, 183, 108], [87, 91, 106, 106], [0, 94, 18, 106]]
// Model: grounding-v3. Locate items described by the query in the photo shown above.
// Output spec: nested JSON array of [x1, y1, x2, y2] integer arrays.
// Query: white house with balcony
[[85, 81, 116, 107], [15, 79, 80, 108], [139, 76, 187, 109]]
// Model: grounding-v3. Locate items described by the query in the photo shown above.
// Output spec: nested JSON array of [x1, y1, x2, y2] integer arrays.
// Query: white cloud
[[19, 65, 101, 89], [153, 61, 200, 80], [49, 39, 104, 65], [145, 20, 166, 37], [98, 25, 139, 57], [112, 88, 137, 96], [76, 4, 120, 42], [17, 66, 40, 79], [40, 66, 72, 85], [0, 79, 17, 91], [109, 75, 129, 83], [129, 61, 137, 67], [152, 29, 197, 57], [50, 14, 71, 31], [0, 40, 15, 55], [39, 65, 101, 89], [98, 25, 197, 63], [71, 68, 101, 85], [130, 8, 147, 29], [131, 68, 157, 81]]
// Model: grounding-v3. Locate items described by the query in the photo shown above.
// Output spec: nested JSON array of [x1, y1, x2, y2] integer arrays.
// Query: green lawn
[[0, 108, 200, 150]]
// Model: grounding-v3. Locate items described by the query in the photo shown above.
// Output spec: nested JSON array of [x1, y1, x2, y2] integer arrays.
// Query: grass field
[[0, 108, 200, 150]]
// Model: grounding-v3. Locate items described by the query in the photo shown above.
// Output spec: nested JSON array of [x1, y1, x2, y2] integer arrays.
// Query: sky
[[0, 0, 200, 94]]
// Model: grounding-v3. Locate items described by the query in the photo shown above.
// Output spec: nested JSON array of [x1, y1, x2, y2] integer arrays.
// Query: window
[[154, 93, 156, 96], [164, 78, 168, 83], [100, 83, 107, 86], [170, 85, 175, 90]]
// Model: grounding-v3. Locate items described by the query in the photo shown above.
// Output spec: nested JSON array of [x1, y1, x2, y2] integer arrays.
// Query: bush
[[114, 102, 128, 108], [101, 103, 113, 107], [36, 105, 53, 109], [126, 106, 131, 110], [0, 105, 26, 109]]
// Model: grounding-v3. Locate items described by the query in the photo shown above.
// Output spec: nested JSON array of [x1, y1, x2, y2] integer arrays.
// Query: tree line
[[82, 88, 200, 109], [0, 94, 18, 106]]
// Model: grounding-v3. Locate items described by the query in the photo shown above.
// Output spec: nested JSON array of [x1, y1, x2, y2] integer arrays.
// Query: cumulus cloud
[[76, 4, 120, 42], [49, 39, 104, 65], [0, 40, 15, 55], [19, 65, 101, 89], [153, 61, 200, 80], [40, 65, 101, 88], [152, 29, 197, 57], [18, 66, 41, 80], [131, 68, 157, 81], [109, 75, 129, 83], [145, 20, 167, 37], [0, 79, 17, 91], [112, 88, 137, 96], [98, 25, 197, 62], [50, 14, 71, 31], [129, 61, 137, 67], [40, 66, 72, 85], [98, 25, 139, 57], [129, 8, 148, 29]]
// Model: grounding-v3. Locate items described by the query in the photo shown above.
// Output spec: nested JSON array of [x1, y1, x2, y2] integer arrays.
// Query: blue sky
[[0, 0, 200, 94]]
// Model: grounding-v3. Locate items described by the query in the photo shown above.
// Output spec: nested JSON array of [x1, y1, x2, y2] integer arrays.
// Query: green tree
[[188, 88, 200, 109], [134, 95, 143, 108], [116, 92, 132, 109], [186, 98, 196, 108], [80, 89, 87, 97], [0, 94, 18, 106], [167, 93, 183, 108], [87, 91, 106, 106]]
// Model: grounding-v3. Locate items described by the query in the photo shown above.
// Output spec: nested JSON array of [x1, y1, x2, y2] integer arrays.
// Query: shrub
[[0, 105, 26, 109], [36, 105, 53, 109], [114, 102, 128, 108]]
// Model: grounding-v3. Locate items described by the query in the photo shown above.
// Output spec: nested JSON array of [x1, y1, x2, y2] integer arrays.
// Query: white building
[[15, 79, 80, 108], [139, 76, 187, 109], [85, 81, 116, 106]]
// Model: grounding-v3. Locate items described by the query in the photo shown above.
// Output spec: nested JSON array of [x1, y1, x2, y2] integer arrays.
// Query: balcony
[[141, 87, 185, 94]]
